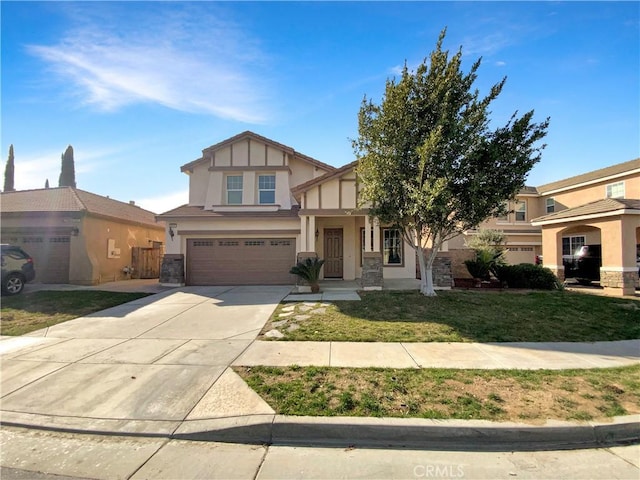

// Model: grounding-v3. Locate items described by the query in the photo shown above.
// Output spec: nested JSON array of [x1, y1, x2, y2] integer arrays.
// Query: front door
[[324, 228, 343, 278]]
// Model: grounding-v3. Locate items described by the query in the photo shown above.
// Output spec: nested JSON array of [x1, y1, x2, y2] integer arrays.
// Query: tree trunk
[[417, 247, 437, 296]]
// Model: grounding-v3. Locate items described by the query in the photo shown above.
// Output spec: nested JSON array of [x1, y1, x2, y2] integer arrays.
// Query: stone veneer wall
[[159, 254, 185, 285], [432, 253, 453, 287], [600, 270, 639, 292], [361, 252, 383, 289]]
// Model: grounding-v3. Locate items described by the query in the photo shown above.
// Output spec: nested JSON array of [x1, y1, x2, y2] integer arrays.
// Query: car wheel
[[3, 273, 25, 295]]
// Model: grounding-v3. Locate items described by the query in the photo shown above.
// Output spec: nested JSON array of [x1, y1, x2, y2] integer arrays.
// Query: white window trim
[[605, 181, 625, 199], [382, 228, 403, 266], [562, 235, 585, 256], [258, 174, 276, 204], [515, 200, 527, 222], [545, 197, 555, 214], [226, 175, 243, 205]]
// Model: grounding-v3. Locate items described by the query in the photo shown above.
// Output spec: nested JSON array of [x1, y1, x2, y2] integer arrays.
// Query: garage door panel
[[10, 236, 71, 283], [187, 238, 296, 285]]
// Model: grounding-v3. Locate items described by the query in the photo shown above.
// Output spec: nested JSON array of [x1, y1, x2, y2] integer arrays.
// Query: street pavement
[[1, 426, 639, 480], [1, 280, 639, 479]]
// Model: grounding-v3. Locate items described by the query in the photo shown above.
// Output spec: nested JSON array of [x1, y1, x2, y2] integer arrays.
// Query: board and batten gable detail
[[178, 132, 335, 212]]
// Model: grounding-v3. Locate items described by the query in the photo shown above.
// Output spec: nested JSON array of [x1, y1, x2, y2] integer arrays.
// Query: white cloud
[[136, 189, 188, 215], [27, 4, 272, 123], [495, 61, 507, 67]]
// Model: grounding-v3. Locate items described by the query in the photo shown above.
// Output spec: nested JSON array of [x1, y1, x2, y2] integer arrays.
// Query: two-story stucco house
[[450, 158, 640, 296], [157, 131, 422, 288]]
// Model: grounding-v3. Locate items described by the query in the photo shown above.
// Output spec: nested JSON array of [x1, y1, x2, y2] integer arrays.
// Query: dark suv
[[1, 244, 36, 295], [563, 245, 601, 285]]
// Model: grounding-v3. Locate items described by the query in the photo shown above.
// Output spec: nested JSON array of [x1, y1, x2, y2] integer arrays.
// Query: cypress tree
[[58, 145, 76, 188], [3, 144, 15, 192]]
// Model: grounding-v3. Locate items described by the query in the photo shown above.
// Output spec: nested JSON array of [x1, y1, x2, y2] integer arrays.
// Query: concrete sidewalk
[[1, 283, 639, 454], [234, 339, 640, 369]]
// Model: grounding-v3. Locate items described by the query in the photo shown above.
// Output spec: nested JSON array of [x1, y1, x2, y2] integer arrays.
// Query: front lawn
[[235, 364, 640, 422], [0, 291, 152, 336], [261, 290, 640, 342]]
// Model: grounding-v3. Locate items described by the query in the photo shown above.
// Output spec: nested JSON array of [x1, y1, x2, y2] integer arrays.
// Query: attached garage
[[2, 235, 71, 283], [186, 238, 296, 285]]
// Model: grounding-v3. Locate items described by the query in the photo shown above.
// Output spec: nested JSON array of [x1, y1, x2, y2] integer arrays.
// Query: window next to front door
[[383, 228, 403, 265], [258, 174, 276, 204]]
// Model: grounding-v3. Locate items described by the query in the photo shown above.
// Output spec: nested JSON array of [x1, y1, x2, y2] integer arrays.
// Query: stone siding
[[159, 254, 185, 285], [361, 252, 383, 289], [600, 270, 639, 290], [432, 253, 453, 287]]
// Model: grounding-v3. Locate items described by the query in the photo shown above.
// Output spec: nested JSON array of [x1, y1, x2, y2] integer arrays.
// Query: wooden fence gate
[[131, 247, 162, 279]]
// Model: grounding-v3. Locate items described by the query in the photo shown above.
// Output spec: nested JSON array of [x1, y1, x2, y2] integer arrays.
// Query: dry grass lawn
[[236, 365, 640, 423]]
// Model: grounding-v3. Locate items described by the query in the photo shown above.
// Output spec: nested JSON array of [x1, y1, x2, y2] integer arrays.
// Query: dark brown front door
[[324, 228, 343, 278]]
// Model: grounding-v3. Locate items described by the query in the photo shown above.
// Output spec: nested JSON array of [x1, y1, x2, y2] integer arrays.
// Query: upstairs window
[[606, 181, 624, 199], [545, 197, 555, 214], [258, 174, 276, 204], [226, 175, 243, 204], [383, 228, 403, 265], [515, 200, 527, 222]]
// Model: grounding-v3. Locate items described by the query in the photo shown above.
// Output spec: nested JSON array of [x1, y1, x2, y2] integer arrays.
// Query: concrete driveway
[[0, 285, 291, 437]]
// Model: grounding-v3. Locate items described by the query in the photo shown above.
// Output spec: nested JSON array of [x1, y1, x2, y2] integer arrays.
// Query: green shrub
[[493, 263, 560, 290], [464, 249, 505, 280], [290, 257, 325, 293]]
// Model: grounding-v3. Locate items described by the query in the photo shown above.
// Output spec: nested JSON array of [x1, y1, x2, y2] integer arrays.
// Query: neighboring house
[[158, 131, 638, 296], [450, 158, 640, 295], [1, 187, 165, 284]]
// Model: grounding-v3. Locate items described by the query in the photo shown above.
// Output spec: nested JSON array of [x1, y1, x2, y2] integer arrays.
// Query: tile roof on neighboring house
[[537, 158, 640, 194], [180, 131, 338, 174], [0, 187, 162, 228], [531, 198, 640, 225], [156, 204, 300, 219]]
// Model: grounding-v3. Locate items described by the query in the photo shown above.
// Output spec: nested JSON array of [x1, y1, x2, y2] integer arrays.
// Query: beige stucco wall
[[78, 215, 164, 284], [540, 173, 640, 212]]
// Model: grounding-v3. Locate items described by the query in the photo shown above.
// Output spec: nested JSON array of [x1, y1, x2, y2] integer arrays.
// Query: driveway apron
[[0, 285, 290, 436]]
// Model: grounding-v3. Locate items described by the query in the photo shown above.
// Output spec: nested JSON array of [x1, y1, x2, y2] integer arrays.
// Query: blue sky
[[2, 1, 638, 213]]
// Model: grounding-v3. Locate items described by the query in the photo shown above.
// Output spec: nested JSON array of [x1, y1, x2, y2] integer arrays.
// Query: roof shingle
[[1, 187, 162, 228]]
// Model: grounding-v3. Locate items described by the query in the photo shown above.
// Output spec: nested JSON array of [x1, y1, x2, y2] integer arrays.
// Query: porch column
[[600, 218, 638, 296], [300, 215, 308, 252], [364, 216, 372, 252], [361, 215, 383, 290], [372, 217, 381, 252], [308, 215, 316, 251], [541, 226, 565, 282]]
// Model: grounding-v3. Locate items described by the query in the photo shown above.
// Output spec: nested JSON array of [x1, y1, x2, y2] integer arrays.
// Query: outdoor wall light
[[315, 228, 319, 240], [169, 223, 177, 241]]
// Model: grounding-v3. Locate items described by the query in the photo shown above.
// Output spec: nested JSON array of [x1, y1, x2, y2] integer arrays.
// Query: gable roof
[[291, 161, 358, 197], [180, 131, 337, 174], [537, 158, 640, 195], [0, 187, 162, 229], [531, 198, 640, 225]]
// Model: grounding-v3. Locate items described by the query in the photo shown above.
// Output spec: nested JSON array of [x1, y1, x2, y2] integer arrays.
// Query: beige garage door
[[187, 238, 296, 285], [17, 236, 71, 283]]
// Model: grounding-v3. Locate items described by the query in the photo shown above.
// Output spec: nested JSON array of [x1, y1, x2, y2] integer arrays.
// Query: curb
[[3, 414, 639, 452], [173, 414, 640, 451]]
